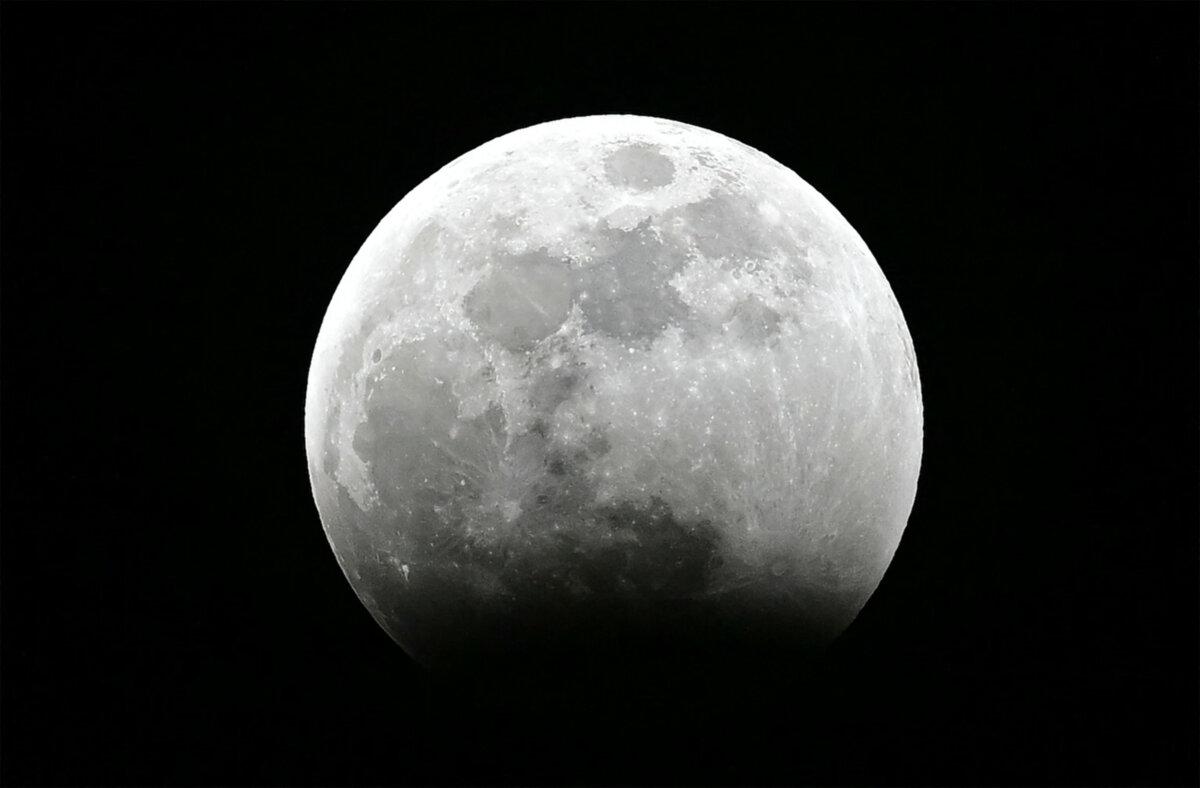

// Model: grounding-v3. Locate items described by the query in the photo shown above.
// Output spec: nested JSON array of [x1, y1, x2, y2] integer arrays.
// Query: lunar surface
[[305, 115, 922, 675]]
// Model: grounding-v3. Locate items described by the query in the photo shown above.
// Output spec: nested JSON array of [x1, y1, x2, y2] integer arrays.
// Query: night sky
[[3, 4, 1197, 786]]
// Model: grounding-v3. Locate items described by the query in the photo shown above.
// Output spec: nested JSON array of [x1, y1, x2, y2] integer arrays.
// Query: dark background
[[2, 3, 1197, 786]]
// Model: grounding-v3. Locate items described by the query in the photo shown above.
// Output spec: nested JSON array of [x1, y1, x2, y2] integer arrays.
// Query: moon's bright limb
[[305, 115, 922, 671]]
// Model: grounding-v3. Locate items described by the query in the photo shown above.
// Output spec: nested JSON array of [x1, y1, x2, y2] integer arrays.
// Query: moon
[[305, 115, 922, 675]]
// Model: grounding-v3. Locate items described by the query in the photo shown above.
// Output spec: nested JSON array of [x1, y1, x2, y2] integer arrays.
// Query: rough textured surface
[[305, 115, 923, 673]]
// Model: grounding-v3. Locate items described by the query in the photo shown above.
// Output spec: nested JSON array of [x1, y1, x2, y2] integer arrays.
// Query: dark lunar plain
[[2, 3, 1197, 786]]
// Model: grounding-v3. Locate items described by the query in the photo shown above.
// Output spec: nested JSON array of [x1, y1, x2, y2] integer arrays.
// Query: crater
[[726, 296, 783, 344], [352, 336, 504, 522], [604, 143, 676, 192], [666, 191, 788, 263], [527, 364, 584, 416], [579, 221, 692, 342], [403, 221, 446, 265], [490, 493, 723, 600], [464, 250, 573, 352], [593, 497, 722, 597]]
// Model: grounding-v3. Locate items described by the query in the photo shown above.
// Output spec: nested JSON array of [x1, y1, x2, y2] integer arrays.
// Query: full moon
[[305, 115, 922, 676]]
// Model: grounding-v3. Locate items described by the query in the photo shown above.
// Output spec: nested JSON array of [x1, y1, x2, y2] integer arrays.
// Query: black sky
[[2, 3, 1197, 786]]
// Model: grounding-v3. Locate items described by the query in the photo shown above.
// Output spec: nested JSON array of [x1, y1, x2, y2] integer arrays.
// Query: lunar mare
[[305, 115, 923, 671]]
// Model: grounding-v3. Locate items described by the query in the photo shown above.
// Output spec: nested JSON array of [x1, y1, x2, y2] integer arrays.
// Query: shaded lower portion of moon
[[319, 476, 871, 683], [310, 307, 915, 679]]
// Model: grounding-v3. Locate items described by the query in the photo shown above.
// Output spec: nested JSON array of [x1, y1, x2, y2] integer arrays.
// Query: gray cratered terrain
[[305, 115, 923, 676]]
